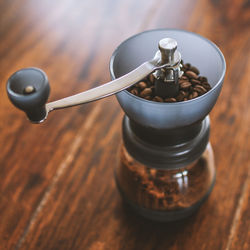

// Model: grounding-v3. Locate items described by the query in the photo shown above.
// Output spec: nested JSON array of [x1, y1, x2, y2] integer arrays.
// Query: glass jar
[[115, 135, 215, 222]]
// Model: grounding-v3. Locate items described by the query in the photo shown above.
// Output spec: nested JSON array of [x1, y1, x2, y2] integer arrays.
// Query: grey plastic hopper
[[110, 29, 226, 129]]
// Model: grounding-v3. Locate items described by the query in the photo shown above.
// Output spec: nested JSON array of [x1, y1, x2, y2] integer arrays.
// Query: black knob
[[6, 67, 50, 123]]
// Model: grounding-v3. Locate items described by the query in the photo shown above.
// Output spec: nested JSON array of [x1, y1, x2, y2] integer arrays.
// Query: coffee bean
[[180, 81, 192, 89], [193, 91, 198, 98], [179, 78, 189, 84], [131, 88, 139, 96], [190, 66, 200, 75], [189, 91, 198, 99], [185, 71, 198, 79], [182, 91, 189, 97], [180, 90, 188, 97], [144, 95, 152, 100], [184, 63, 191, 70], [153, 96, 164, 102], [183, 97, 188, 101], [202, 82, 212, 90], [198, 76, 208, 82], [138, 81, 147, 90], [193, 85, 207, 94], [140, 88, 152, 97], [190, 79, 200, 85], [165, 98, 176, 102], [180, 75, 188, 80], [176, 93, 184, 101]]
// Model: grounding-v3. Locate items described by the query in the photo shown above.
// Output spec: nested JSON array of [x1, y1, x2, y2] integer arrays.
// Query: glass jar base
[[115, 174, 215, 222]]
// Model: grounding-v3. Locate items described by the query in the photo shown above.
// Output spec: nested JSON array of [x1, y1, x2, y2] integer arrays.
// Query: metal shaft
[[154, 38, 182, 98]]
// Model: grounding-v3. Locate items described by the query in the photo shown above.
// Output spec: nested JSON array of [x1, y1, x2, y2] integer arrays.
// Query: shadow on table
[[114, 198, 216, 248]]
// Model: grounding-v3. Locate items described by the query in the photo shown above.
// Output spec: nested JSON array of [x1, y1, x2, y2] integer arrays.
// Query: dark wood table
[[0, 0, 249, 249]]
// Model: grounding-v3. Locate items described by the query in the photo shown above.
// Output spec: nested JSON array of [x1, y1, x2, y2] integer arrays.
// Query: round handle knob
[[6, 67, 50, 123]]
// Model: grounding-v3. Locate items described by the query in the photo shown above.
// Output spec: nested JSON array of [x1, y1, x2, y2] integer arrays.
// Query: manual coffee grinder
[[6, 29, 226, 221]]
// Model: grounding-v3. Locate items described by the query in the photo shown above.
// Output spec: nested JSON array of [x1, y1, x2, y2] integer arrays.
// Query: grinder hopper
[[110, 29, 226, 130]]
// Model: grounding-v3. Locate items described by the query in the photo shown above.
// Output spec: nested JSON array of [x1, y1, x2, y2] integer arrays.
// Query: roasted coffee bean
[[131, 88, 139, 96], [181, 90, 188, 97], [140, 88, 152, 97], [184, 63, 191, 70], [179, 79, 189, 84], [189, 91, 198, 99], [193, 85, 207, 94], [180, 75, 188, 80], [202, 82, 212, 90], [153, 96, 164, 102], [190, 66, 200, 75], [185, 71, 198, 79], [165, 98, 176, 102], [180, 81, 192, 89], [193, 91, 198, 98], [198, 76, 208, 82], [190, 79, 200, 85], [176, 93, 184, 101], [144, 95, 152, 100], [138, 81, 147, 89], [181, 91, 189, 97], [184, 97, 188, 101]]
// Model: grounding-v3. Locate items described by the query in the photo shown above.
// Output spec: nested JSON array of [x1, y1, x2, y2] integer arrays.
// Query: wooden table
[[0, 0, 249, 249]]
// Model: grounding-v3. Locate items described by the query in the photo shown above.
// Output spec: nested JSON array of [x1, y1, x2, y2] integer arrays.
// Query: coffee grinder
[[6, 29, 226, 221]]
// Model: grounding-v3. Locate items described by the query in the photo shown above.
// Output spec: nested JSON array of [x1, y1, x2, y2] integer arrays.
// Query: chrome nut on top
[[154, 38, 183, 97]]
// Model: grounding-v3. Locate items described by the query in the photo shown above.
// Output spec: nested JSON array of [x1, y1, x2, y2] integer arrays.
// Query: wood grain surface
[[0, 0, 249, 249]]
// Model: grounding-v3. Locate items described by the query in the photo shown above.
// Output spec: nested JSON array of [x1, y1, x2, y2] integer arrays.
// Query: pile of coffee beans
[[118, 146, 211, 211], [128, 62, 211, 102]]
